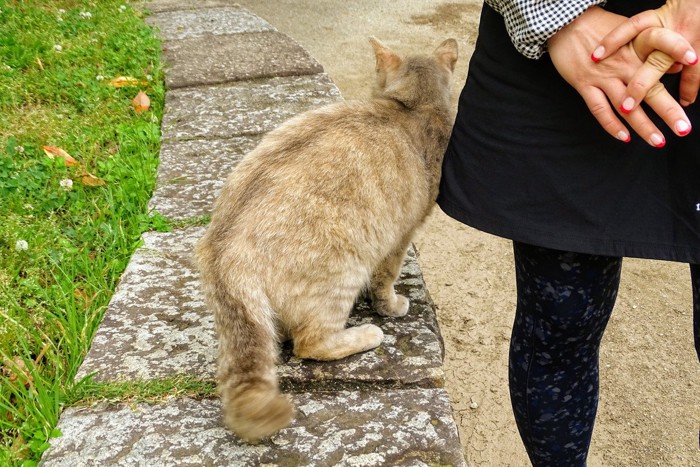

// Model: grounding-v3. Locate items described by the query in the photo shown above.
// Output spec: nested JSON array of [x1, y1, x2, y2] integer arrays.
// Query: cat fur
[[195, 37, 458, 442]]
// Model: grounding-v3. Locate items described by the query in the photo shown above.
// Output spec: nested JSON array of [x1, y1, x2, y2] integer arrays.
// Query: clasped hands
[[548, 0, 699, 147]]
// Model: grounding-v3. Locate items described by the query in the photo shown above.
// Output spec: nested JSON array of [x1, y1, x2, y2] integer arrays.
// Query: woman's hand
[[548, 6, 691, 146], [592, 0, 700, 108]]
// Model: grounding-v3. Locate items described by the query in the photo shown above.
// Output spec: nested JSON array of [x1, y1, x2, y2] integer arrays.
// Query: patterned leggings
[[509, 241, 700, 466]]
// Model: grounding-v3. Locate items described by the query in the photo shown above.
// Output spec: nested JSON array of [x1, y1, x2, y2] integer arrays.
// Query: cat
[[195, 37, 458, 442]]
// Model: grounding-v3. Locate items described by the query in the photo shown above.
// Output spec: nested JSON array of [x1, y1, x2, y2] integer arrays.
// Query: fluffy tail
[[198, 246, 293, 442]]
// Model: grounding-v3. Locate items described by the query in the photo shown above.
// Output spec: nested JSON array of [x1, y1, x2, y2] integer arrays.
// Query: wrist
[[548, 6, 609, 52]]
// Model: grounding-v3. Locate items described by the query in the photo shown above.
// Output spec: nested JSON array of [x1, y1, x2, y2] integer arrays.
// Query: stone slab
[[161, 31, 324, 89], [147, 7, 274, 41], [41, 389, 465, 467], [141, 0, 240, 14], [160, 74, 341, 142], [77, 227, 444, 388], [148, 136, 261, 220]]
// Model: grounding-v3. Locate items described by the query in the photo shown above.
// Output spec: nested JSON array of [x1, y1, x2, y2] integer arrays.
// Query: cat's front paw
[[376, 294, 409, 317]]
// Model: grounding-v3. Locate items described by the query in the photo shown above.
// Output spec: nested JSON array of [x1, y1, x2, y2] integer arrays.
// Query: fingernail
[[650, 133, 666, 148], [675, 119, 692, 136], [617, 131, 631, 142], [620, 97, 635, 114], [591, 46, 605, 62], [685, 50, 699, 65]]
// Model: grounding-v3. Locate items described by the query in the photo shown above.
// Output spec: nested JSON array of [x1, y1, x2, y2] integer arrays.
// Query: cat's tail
[[207, 278, 294, 443]]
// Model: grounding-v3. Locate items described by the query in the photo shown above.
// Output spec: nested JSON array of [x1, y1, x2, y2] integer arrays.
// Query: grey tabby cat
[[195, 37, 458, 442]]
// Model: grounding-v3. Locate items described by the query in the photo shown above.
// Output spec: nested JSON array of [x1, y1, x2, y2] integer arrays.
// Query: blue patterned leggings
[[509, 241, 700, 466]]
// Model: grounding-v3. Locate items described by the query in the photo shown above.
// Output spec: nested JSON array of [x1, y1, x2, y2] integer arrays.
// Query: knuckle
[[588, 104, 618, 130], [646, 51, 674, 71], [588, 101, 609, 118], [591, 110, 609, 122], [629, 15, 646, 31], [645, 82, 666, 99], [629, 79, 651, 93], [684, 69, 700, 82]]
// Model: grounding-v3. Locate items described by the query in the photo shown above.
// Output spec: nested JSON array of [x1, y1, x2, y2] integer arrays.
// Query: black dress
[[438, 0, 700, 263]]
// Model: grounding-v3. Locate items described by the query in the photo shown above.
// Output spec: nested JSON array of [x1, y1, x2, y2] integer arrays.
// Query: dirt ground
[[237, 2, 699, 465]]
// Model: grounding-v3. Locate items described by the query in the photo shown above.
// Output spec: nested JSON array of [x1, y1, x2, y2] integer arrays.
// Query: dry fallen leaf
[[36, 57, 44, 71], [2, 356, 33, 388], [109, 76, 147, 87], [132, 90, 150, 113], [11, 433, 29, 459], [73, 288, 88, 301], [42, 145, 78, 166], [80, 172, 106, 187], [73, 288, 94, 308]]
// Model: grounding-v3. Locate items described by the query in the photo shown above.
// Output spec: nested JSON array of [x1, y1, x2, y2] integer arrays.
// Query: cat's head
[[369, 37, 458, 110]]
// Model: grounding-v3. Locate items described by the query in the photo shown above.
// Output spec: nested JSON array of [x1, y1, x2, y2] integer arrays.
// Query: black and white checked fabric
[[486, 0, 608, 59]]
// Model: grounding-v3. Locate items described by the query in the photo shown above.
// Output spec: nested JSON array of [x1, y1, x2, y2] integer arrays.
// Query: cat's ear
[[434, 38, 458, 72], [369, 37, 402, 73]]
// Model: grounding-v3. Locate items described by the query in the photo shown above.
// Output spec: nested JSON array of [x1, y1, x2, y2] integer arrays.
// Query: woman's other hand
[[548, 6, 691, 146], [592, 0, 700, 108]]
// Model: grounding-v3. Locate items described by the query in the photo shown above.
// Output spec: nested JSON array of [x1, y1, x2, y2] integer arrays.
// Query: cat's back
[[207, 99, 430, 258], [218, 99, 425, 209], [255, 99, 417, 164]]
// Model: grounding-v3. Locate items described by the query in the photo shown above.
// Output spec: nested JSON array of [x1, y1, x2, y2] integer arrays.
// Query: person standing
[[437, 1, 699, 465]]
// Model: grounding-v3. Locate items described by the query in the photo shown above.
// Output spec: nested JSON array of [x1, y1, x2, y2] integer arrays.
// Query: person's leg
[[509, 242, 622, 466], [690, 263, 699, 361]]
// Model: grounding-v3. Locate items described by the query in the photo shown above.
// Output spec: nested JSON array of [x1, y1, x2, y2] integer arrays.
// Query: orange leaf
[[73, 288, 93, 308], [132, 90, 150, 113], [73, 288, 88, 301], [42, 145, 78, 166], [109, 76, 147, 87], [11, 433, 29, 459], [80, 172, 106, 187], [2, 357, 33, 389]]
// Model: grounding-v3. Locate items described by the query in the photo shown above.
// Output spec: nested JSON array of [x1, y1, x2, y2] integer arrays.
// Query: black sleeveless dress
[[438, 1, 700, 263]]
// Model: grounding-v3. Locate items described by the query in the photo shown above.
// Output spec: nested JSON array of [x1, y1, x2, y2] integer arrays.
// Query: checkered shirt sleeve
[[485, 0, 608, 59]]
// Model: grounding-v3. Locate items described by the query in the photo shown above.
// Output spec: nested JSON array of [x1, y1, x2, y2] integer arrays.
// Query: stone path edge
[[40, 389, 466, 467], [39, 1, 467, 465], [75, 226, 446, 389]]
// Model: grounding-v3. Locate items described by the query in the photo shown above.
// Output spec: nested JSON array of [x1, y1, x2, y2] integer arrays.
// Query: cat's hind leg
[[294, 323, 384, 361], [289, 289, 384, 361], [370, 239, 411, 317]]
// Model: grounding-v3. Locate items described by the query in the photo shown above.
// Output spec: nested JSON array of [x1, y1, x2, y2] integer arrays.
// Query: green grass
[[67, 376, 217, 406], [0, 1, 167, 464]]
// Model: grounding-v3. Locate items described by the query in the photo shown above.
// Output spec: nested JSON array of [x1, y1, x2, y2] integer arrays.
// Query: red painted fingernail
[[650, 133, 666, 148], [591, 46, 605, 62], [676, 120, 692, 136], [617, 131, 631, 142], [619, 97, 635, 114], [685, 50, 698, 65]]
